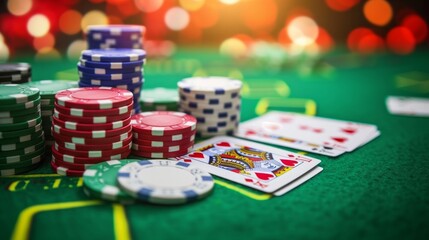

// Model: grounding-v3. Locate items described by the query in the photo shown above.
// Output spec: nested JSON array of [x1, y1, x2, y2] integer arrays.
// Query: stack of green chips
[[0, 84, 45, 176], [139, 87, 179, 112], [24, 80, 78, 146]]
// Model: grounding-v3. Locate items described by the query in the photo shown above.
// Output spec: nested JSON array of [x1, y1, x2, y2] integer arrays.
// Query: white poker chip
[[117, 160, 214, 205], [177, 76, 242, 94]]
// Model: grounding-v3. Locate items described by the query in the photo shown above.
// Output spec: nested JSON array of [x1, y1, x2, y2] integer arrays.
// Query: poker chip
[[0, 116, 41, 131], [0, 141, 45, 158], [117, 160, 214, 204], [50, 160, 85, 177], [131, 140, 193, 153], [131, 111, 196, 136], [55, 87, 133, 110], [133, 134, 195, 147], [54, 142, 131, 158], [77, 62, 141, 74], [0, 147, 45, 164], [54, 109, 130, 124], [178, 77, 242, 137], [79, 71, 142, 81], [131, 147, 192, 159], [0, 84, 40, 104], [139, 88, 179, 112], [0, 111, 40, 124], [0, 63, 32, 85], [55, 134, 132, 151], [53, 157, 95, 171], [81, 49, 146, 62], [53, 124, 131, 138], [0, 103, 40, 118], [83, 159, 139, 202], [79, 76, 143, 87], [52, 129, 131, 145], [52, 116, 131, 131], [133, 130, 196, 142], [86, 25, 145, 50], [79, 59, 145, 69], [0, 128, 43, 144], [54, 102, 133, 117], [0, 97, 40, 112], [52, 146, 131, 164], [0, 154, 42, 170], [23, 80, 78, 99], [0, 162, 40, 176], [0, 122, 42, 139]]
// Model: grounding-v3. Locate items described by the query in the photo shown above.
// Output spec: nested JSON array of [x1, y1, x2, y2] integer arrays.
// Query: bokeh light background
[[0, 0, 428, 61]]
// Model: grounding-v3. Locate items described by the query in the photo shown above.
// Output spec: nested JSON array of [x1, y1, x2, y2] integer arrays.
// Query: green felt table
[[1, 48, 429, 240]]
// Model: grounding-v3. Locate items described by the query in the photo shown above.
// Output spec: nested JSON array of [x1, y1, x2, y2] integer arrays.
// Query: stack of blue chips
[[77, 49, 146, 114], [86, 25, 145, 50]]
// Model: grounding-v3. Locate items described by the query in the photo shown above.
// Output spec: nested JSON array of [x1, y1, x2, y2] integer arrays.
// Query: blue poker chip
[[117, 160, 214, 204], [77, 63, 142, 74], [81, 49, 146, 62], [79, 70, 142, 81], [87, 25, 145, 35], [79, 78, 143, 88], [79, 59, 145, 69]]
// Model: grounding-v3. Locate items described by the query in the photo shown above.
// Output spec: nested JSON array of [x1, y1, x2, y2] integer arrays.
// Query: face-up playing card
[[175, 136, 321, 193], [386, 96, 429, 117], [237, 111, 379, 152]]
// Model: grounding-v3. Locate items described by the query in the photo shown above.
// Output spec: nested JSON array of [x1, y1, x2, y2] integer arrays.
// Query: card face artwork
[[386, 96, 429, 117], [175, 136, 321, 193], [236, 111, 379, 153]]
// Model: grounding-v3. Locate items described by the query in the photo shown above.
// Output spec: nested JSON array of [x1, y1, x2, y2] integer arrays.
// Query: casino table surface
[[1, 48, 429, 240]]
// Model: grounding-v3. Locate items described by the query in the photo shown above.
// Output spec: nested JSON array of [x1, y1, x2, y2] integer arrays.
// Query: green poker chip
[[0, 140, 45, 158], [0, 111, 40, 124], [0, 103, 40, 118], [0, 116, 41, 131], [0, 122, 42, 139], [140, 88, 179, 106], [0, 133, 44, 152], [83, 159, 139, 202], [0, 128, 43, 144], [0, 153, 43, 170], [0, 97, 40, 112], [0, 146, 45, 164], [23, 80, 78, 99], [0, 162, 41, 176], [0, 84, 40, 105]]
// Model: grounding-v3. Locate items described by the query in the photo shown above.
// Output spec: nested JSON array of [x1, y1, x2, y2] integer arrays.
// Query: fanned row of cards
[[235, 111, 380, 157], [175, 136, 323, 196]]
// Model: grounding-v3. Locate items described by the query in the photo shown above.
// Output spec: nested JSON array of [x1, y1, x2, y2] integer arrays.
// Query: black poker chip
[[0, 63, 31, 76]]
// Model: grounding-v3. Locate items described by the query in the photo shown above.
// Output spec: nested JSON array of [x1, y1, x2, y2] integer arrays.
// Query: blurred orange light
[[401, 14, 428, 44], [191, 2, 219, 29], [347, 27, 373, 51], [357, 33, 383, 54], [315, 27, 334, 52], [219, 0, 239, 4], [363, 0, 393, 26], [7, 0, 33, 16], [287, 16, 319, 46], [135, 0, 164, 13], [33, 33, 55, 51], [325, 0, 359, 12], [59, 10, 82, 35], [387, 27, 415, 55], [241, 0, 277, 34], [219, 37, 247, 58], [165, 7, 190, 31], [81, 11, 108, 32], [27, 14, 50, 37], [180, 0, 205, 11]]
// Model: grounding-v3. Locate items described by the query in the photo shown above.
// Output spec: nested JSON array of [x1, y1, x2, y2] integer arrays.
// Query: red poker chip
[[131, 147, 192, 159], [132, 129, 196, 141], [55, 135, 132, 151], [131, 111, 196, 136], [53, 157, 94, 171], [132, 140, 194, 152], [52, 123, 131, 139], [54, 102, 133, 117], [54, 142, 131, 158], [55, 87, 133, 110], [133, 134, 195, 147], [52, 146, 131, 164], [52, 116, 131, 131], [52, 130, 132, 145], [54, 109, 130, 124], [50, 160, 86, 177]]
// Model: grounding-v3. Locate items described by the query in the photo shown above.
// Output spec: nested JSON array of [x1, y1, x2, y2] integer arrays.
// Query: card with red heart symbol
[[175, 136, 321, 193], [236, 111, 379, 153]]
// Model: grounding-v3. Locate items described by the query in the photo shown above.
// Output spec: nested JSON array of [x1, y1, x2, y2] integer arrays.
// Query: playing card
[[236, 125, 346, 157], [386, 96, 429, 117], [273, 166, 323, 196], [175, 136, 321, 193], [237, 111, 378, 152]]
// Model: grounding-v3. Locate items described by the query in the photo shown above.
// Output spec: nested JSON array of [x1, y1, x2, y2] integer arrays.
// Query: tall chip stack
[[24, 80, 79, 146], [86, 25, 145, 50], [78, 48, 146, 114], [50, 87, 134, 176], [0, 84, 44, 176], [0, 63, 32, 84], [177, 77, 242, 137], [131, 111, 197, 158]]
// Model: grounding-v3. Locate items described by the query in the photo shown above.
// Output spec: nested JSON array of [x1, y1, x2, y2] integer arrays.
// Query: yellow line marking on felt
[[242, 81, 290, 98], [214, 179, 272, 201], [12, 201, 102, 240], [255, 98, 317, 116], [112, 204, 132, 240], [0, 173, 63, 178]]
